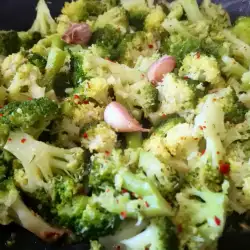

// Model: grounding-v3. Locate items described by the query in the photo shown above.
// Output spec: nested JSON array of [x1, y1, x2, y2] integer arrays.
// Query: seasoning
[[21, 138, 26, 143], [219, 162, 230, 175], [214, 216, 221, 226]]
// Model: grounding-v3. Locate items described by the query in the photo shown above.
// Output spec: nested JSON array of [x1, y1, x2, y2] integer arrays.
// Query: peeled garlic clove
[[62, 23, 92, 46], [147, 55, 176, 84], [104, 102, 150, 133]]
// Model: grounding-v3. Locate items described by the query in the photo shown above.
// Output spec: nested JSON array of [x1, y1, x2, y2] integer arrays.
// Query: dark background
[[1, 0, 250, 249]]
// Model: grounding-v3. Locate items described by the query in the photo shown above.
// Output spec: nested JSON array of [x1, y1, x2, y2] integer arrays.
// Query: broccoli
[[144, 5, 166, 34], [26, 52, 47, 73], [222, 29, 250, 67], [0, 97, 59, 139], [0, 179, 65, 242], [55, 196, 120, 238], [29, 0, 57, 37], [94, 7, 128, 34], [18, 31, 42, 50], [166, 1, 184, 20], [113, 79, 158, 118], [148, 73, 196, 125], [134, 53, 160, 73], [90, 240, 104, 250], [161, 35, 201, 67], [4, 131, 85, 193], [1, 53, 27, 84], [62, 98, 104, 128], [7, 63, 45, 101], [175, 181, 229, 250], [121, 217, 178, 250], [125, 132, 143, 149], [138, 151, 180, 200], [232, 17, 250, 45], [81, 122, 117, 153], [0, 31, 20, 56], [221, 56, 248, 80], [117, 31, 159, 67], [179, 52, 225, 87], [90, 25, 123, 60], [74, 77, 111, 105], [200, 0, 231, 30], [120, 0, 150, 31]]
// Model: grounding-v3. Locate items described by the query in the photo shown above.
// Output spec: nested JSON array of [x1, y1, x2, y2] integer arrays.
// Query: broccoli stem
[[180, 0, 205, 22], [125, 132, 143, 148], [12, 196, 65, 242]]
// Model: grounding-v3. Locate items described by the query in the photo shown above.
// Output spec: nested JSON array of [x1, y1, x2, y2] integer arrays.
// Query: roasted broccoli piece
[[4, 131, 85, 194], [29, 0, 57, 37], [232, 17, 250, 45], [0, 97, 59, 138], [18, 32, 42, 50], [0, 31, 20, 56], [121, 217, 178, 250], [0, 179, 65, 242], [175, 181, 229, 250]]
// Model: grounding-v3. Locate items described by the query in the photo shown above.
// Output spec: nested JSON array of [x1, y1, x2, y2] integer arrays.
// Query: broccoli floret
[[144, 5, 166, 34], [179, 0, 205, 23], [0, 179, 65, 242], [7, 63, 45, 101], [0, 97, 59, 138], [117, 31, 159, 67], [175, 182, 229, 250], [81, 122, 117, 153], [26, 52, 47, 73], [18, 32, 42, 50], [179, 52, 225, 87], [62, 98, 104, 128], [4, 131, 85, 193], [94, 7, 128, 34], [161, 35, 201, 67], [139, 151, 180, 200], [90, 240, 104, 250], [0, 31, 21, 56], [29, 0, 57, 37], [232, 17, 250, 45], [113, 79, 158, 117], [74, 77, 111, 105], [1, 53, 27, 84], [143, 115, 185, 162], [200, 0, 231, 30], [166, 1, 184, 20], [121, 217, 178, 250], [134, 53, 160, 73], [121, 0, 150, 31], [149, 73, 196, 124], [90, 25, 123, 60]]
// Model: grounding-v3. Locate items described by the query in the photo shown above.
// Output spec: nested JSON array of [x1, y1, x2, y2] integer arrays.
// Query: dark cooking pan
[[1, 0, 250, 249]]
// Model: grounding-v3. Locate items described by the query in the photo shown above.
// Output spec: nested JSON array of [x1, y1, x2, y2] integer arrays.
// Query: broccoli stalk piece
[[18, 32, 42, 50], [29, 0, 57, 37], [175, 182, 229, 250], [0, 31, 20, 56], [232, 17, 250, 45], [0, 179, 65, 242], [139, 151, 180, 200], [179, 0, 205, 23], [4, 131, 85, 194], [166, 2, 184, 20], [90, 240, 104, 250], [121, 217, 178, 250], [0, 97, 59, 139], [125, 132, 143, 149]]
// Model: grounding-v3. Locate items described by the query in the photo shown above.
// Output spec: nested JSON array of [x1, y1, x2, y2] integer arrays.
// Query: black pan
[[1, 0, 250, 249]]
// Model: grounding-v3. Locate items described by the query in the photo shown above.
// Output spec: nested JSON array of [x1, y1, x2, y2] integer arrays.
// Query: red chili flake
[[0, 114, 3, 117], [201, 149, 206, 155], [203, 126, 207, 129], [214, 216, 221, 226], [82, 100, 89, 104], [194, 138, 199, 141], [7, 138, 12, 142], [105, 151, 110, 156], [148, 44, 154, 49], [120, 211, 127, 219], [177, 224, 183, 233], [217, 151, 220, 155], [196, 52, 201, 59], [145, 201, 149, 208], [73, 94, 80, 99], [82, 132, 88, 139], [0, 106, 3, 109], [219, 162, 230, 175], [21, 138, 26, 144], [183, 76, 189, 80], [162, 114, 167, 118], [121, 189, 128, 194], [199, 126, 204, 130], [28, 97, 33, 100]]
